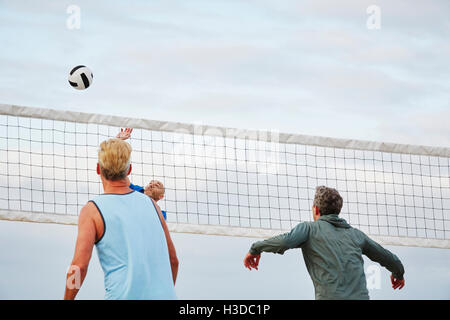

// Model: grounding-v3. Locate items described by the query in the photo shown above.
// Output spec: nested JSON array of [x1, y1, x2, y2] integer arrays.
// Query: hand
[[116, 128, 133, 140], [390, 274, 405, 290], [243, 252, 261, 271]]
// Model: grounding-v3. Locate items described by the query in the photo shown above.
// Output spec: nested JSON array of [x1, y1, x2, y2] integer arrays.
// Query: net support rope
[[0, 104, 449, 248]]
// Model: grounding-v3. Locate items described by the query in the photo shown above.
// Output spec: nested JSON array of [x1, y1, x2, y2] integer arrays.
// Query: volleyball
[[68, 65, 93, 90]]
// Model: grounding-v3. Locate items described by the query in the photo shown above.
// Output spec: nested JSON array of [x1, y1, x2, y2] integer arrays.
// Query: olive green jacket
[[249, 214, 404, 300]]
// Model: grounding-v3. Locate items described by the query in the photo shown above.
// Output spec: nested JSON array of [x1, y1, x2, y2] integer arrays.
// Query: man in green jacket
[[243, 186, 405, 300]]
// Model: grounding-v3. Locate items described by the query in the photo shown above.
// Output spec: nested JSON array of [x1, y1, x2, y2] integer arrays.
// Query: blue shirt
[[129, 183, 144, 193], [92, 191, 176, 300], [129, 183, 167, 220]]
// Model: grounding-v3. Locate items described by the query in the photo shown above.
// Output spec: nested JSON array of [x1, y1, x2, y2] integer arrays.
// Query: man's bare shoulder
[[78, 201, 104, 242], [79, 201, 97, 218], [78, 201, 102, 227]]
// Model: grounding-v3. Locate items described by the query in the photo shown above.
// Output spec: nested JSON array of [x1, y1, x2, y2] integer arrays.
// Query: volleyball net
[[0, 104, 449, 248]]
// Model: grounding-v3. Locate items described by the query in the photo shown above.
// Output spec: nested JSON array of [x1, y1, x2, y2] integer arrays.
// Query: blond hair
[[98, 138, 132, 181]]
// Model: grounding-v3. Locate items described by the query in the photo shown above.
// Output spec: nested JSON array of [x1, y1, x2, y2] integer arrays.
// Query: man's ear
[[127, 163, 132, 176], [159, 194, 164, 201], [313, 206, 321, 217]]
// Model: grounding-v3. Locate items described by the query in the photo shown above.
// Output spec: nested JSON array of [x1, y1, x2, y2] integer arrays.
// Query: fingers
[[243, 253, 260, 271], [251, 256, 259, 270], [249, 259, 258, 270], [394, 279, 405, 290], [244, 255, 254, 270], [116, 128, 123, 138], [244, 257, 254, 270], [116, 128, 133, 140], [243, 257, 253, 270], [390, 275, 405, 290], [125, 128, 133, 138]]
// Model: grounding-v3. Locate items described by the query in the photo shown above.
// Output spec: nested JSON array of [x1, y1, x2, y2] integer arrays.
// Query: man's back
[[246, 186, 405, 299], [302, 215, 369, 299], [249, 214, 404, 300], [92, 190, 176, 300]]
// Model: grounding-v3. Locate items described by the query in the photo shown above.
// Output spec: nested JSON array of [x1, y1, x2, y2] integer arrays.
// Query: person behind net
[[243, 186, 405, 300], [64, 138, 179, 300], [116, 128, 167, 220]]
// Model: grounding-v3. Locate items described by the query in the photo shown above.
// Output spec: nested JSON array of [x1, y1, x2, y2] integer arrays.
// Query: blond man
[[64, 138, 178, 300]]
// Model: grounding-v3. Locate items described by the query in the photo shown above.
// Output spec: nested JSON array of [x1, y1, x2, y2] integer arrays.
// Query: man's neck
[[101, 177, 131, 194]]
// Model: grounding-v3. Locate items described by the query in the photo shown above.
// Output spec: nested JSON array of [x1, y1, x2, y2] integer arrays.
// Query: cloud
[[377, 109, 450, 147], [0, 0, 449, 146]]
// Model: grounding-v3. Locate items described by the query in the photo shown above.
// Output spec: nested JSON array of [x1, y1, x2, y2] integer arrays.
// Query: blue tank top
[[91, 191, 176, 300]]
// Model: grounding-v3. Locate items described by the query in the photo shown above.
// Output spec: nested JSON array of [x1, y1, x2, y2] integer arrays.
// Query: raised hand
[[116, 128, 133, 140]]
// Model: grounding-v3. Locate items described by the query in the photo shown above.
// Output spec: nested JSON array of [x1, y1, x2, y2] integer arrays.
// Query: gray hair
[[313, 186, 343, 215]]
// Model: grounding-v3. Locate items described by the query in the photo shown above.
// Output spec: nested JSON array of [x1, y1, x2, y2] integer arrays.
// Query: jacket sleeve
[[249, 222, 310, 255], [361, 233, 405, 280], [129, 183, 144, 193]]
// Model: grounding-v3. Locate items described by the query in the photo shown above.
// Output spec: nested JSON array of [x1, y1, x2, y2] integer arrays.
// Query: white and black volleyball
[[68, 65, 93, 90]]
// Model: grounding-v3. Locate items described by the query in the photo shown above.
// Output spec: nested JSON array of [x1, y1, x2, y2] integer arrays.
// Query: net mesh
[[0, 105, 449, 247]]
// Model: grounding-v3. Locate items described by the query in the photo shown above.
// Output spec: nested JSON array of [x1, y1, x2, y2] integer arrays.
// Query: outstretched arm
[[244, 222, 310, 271], [362, 234, 405, 290]]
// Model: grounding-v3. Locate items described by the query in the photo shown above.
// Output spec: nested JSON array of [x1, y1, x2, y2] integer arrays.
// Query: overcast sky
[[0, 0, 449, 299]]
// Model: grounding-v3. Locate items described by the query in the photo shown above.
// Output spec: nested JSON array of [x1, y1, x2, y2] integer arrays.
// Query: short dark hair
[[313, 186, 343, 215]]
